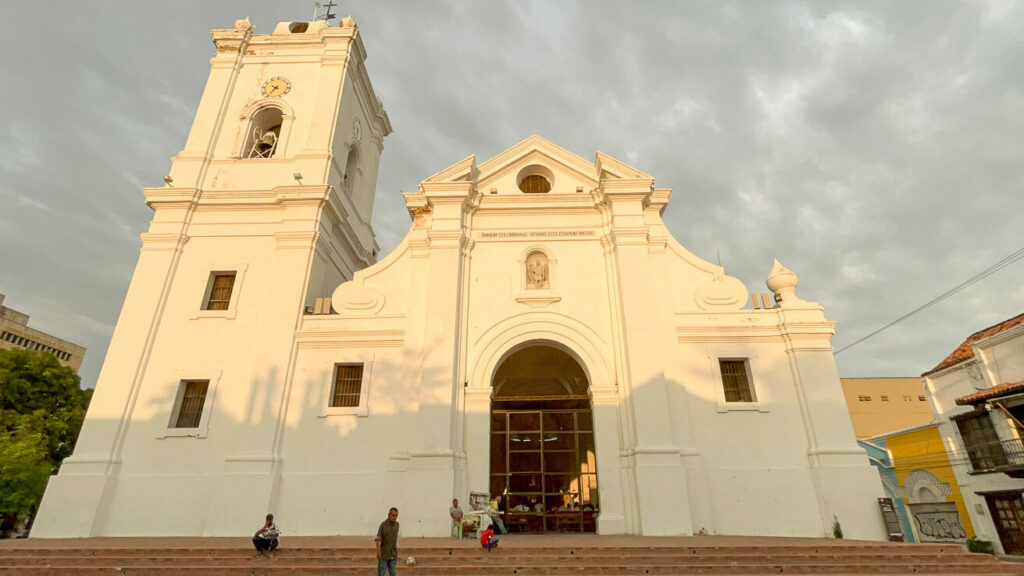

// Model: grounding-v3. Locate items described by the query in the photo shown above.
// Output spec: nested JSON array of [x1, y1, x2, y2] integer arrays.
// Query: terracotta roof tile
[[955, 380, 1024, 405], [922, 312, 1024, 377]]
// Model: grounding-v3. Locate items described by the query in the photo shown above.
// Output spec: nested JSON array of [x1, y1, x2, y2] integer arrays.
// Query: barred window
[[518, 174, 551, 193], [719, 359, 755, 403], [954, 410, 1008, 472], [172, 380, 209, 428], [204, 273, 236, 311], [331, 364, 364, 408]]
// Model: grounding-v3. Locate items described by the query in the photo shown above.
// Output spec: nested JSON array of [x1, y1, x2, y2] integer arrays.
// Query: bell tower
[[32, 17, 391, 537], [169, 17, 391, 298]]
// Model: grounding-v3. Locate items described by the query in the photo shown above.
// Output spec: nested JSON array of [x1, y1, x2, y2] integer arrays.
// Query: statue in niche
[[526, 252, 549, 290]]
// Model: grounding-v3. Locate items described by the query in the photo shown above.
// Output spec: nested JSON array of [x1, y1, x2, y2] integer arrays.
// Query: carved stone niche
[[516, 247, 559, 307], [526, 251, 549, 290]]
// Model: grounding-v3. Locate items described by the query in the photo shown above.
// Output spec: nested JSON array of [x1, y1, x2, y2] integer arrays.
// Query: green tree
[[0, 429, 52, 518], [0, 349, 92, 534]]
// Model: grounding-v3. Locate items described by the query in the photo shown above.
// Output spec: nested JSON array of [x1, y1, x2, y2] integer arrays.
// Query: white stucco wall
[[33, 17, 885, 541]]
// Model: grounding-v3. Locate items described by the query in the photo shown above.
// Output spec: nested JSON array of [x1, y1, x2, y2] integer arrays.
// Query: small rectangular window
[[204, 273, 236, 311], [881, 395, 889, 402], [918, 395, 927, 402], [903, 395, 912, 402], [172, 380, 209, 428], [331, 364, 364, 407], [719, 359, 755, 403], [858, 395, 872, 402]]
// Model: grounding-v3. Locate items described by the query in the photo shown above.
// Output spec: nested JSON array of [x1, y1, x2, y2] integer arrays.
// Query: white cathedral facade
[[34, 17, 886, 539]]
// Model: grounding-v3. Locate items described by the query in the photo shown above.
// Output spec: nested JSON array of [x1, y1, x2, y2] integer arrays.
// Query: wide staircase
[[0, 536, 1022, 575]]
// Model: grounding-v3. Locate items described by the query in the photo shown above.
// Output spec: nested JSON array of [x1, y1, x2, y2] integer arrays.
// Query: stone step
[[1, 538, 1017, 576], [0, 564, 1020, 576], [0, 545, 967, 558], [0, 553, 1004, 567]]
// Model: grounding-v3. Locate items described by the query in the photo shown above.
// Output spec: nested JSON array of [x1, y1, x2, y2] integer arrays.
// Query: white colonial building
[[922, 313, 1024, 555], [33, 17, 885, 540]]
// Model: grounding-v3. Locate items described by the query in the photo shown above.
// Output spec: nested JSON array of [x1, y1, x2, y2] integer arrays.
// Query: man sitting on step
[[252, 513, 281, 557]]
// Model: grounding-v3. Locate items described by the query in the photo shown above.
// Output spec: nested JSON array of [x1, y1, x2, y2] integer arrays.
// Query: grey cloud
[[0, 1, 1020, 388]]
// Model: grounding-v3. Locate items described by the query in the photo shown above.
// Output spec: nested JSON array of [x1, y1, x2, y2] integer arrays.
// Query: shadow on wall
[[626, 340, 880, 538], [39, 329, 878, 539], [40, 341, 450, 537]]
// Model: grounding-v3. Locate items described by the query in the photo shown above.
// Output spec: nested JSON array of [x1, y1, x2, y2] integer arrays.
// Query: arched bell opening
[[489, 343, 598, 533], [243, 107, 284, 159]]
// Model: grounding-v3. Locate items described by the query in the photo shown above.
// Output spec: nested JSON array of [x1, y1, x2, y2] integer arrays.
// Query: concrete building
[[922, 313, 1024, 555], [0, 293, 86, 372], [32, 17, 886, 540], [841, 377, 935, 438]]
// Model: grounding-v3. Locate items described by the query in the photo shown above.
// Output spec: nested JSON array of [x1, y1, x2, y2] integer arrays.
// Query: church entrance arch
[[489, 343, 598, 533]]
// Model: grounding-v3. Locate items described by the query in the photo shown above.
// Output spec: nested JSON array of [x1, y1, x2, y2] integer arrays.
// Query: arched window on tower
[[343, 145, 359, 193], [244, 107, 284, 159]]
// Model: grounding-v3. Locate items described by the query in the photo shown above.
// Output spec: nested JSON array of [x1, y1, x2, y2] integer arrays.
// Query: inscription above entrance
[[480, 231, 595, 239]]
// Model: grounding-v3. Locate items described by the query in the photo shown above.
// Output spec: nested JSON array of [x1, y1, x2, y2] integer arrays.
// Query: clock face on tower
[[262, 77, 291, 97]]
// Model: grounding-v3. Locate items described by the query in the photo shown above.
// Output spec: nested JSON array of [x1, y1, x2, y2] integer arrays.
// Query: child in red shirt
[[480, 524, 499, 551]]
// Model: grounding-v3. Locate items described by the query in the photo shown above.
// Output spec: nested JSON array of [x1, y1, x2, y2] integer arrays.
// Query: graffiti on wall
[[909, 503, 967, 542]]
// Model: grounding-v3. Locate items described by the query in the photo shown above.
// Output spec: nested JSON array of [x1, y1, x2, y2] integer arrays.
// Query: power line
[[835, 245, 1024, 355]]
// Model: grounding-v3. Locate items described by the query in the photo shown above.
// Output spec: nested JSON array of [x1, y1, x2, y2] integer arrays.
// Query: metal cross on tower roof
[[312, 1, 338, 22]]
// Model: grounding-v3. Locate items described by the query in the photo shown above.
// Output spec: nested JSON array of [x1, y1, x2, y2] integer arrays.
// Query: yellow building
[[867, 423, 974, 543], [841, 377, 934, 438]]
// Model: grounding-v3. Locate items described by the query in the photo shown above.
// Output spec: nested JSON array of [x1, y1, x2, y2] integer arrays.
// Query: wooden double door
[[489, 409, 598, 533], [985, 492, 1024, 555]]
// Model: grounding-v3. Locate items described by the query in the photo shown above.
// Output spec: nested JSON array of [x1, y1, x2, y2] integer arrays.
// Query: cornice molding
[[144, 187, 199, 210], [140, 232, 189, 253]]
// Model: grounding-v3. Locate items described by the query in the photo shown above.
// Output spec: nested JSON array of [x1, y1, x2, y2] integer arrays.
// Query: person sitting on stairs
[[253, 513, 280, 557], [480, 523, 499, 551]]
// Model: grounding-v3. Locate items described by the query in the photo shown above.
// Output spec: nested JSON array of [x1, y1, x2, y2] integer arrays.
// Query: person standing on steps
[[375, 507, 400, 576]]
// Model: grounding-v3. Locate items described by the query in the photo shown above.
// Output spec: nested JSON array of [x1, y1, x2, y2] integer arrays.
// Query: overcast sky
[[1, 1, 1021, 389]]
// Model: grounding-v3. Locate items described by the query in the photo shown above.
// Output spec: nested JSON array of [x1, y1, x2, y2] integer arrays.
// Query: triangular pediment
[[476, 135, 600, 188], [595, 151, 653, 181], [419, 135, 653, 192], [422, 154, 478, 184]]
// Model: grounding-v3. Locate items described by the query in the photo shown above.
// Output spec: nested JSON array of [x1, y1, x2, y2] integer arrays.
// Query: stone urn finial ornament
[[766, 259, 800, 304]]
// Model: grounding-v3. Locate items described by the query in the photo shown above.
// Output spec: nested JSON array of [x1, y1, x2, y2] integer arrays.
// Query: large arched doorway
[[489, 344, 598, 533]]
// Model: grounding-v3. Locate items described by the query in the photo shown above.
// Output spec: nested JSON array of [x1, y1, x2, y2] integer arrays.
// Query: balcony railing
[[963, 437, 1024, 474]]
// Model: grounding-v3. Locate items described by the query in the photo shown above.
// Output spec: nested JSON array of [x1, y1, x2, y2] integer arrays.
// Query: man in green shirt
[[375, 507, 399, 576]]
